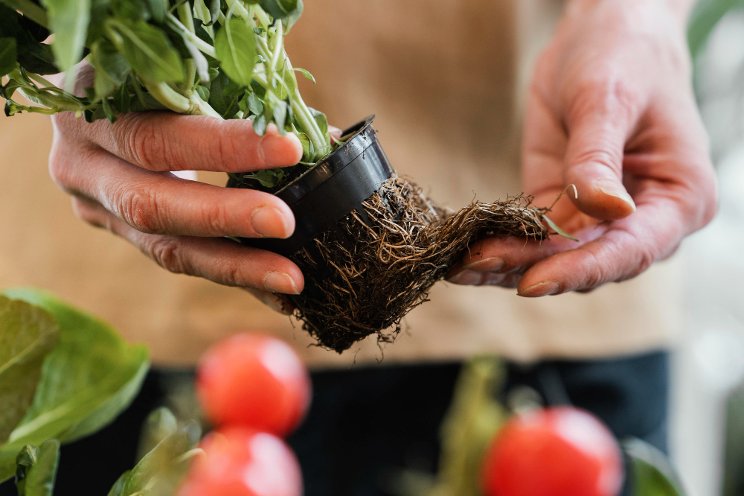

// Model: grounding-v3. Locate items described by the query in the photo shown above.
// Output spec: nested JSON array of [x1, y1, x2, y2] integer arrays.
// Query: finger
[[447, 225, 604, 281], [72, 196, 304, 294], [57, 148, 294, 238], [563, 82, 641, 220], [81, 112, 303, 172], [516, 196, 686, 297], [447, 270, 522, 289]]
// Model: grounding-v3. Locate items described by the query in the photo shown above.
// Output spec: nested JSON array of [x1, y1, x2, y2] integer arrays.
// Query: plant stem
[[284, 59, 330, 159], [261, 20, 330, 160], [165, 13, 217, 57], [143, 81, 221, 118]]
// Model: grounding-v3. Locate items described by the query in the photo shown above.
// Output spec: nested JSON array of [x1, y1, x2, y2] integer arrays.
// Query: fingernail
[[463, 257, 505, 272], [519, 281, 561, 297], [595, 180, 636, 212], [251, 207, 292, 238], [448, 270, 484, 286], [262, 133, 302, 165], [263, 272, 301, 295]]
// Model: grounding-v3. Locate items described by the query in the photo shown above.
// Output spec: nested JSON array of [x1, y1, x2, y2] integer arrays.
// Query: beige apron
[[0, 0, 682, 367]]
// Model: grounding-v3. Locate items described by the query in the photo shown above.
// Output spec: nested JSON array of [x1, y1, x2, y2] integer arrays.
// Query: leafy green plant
[[108, 408, 201, 496], [0, 289, 149, 486], [0, 0, 331, 189]]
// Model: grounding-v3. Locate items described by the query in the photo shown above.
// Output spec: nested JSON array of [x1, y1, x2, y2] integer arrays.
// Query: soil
[[287, 176, 549, 353]]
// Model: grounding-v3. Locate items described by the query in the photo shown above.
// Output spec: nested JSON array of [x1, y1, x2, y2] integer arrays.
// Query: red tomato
[[178, 427, 302, 496], [197, 333, 311, 436], [481, 407, 622, 496]]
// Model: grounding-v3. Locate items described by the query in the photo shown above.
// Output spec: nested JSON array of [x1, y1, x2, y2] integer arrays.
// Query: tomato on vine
[[481, 406, 622, 496], [196, 333, 311, 436]]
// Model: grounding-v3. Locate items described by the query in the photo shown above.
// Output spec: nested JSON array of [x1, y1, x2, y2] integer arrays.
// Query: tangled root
[[288, 176, 549, 353]]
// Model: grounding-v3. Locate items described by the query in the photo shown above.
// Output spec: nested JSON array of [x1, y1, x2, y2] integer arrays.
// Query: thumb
[[563, 112, 636, 220]]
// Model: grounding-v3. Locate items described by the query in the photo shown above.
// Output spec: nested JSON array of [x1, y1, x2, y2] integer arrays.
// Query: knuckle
[[570, 76, 640, 124], [147, 237, 187, 275], [216, 123, 245, 169], [570, 147, 621, 172], [219, 263, 246, 287], [199, 203, 232, 235], [115, 115, 167, 169], [114, 187, 163, 233]]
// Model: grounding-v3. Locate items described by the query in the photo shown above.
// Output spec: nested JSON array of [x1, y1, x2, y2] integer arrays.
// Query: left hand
[[448, 0, 717, 296]]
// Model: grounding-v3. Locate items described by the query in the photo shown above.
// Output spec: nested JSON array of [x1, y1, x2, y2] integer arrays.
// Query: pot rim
[[272, 115, 377, 205]]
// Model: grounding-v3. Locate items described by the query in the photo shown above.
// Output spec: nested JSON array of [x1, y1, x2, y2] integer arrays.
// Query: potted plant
[[1, 0, 550, 353]]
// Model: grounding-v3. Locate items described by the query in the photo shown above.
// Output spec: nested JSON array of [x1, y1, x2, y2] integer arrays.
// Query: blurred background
[[672, 2, 744, 495], [1, 1, 743, 495]]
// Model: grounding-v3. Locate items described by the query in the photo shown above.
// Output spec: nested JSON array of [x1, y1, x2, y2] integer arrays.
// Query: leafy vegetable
[[0, 288, 149, 483], [14, 439, 60, 496], [41, 0, 90, 78], [0, 0, 332, 188], [108, 408, 201, 496], [0, 296, 58, 443], [214, 17, 257, 87], [624, 438, 687, 496]]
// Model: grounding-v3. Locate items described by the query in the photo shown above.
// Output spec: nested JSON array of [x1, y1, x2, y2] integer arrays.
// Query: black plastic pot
[[231, 116, 394, 256]]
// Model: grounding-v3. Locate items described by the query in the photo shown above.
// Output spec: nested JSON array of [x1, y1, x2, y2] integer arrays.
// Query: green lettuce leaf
[[0, 296, 58, 443], [15, 439, 60, 496], [0, 288, 149, 482]]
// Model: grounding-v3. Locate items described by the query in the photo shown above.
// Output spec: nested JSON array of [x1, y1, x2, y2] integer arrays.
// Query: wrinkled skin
[[48, 0, 717, 311], [50, 110, 304, 312], [448, 0, 717, 296]]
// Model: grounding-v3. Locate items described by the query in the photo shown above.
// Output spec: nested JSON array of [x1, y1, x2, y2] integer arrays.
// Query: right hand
[[49, 111, 304, 313]]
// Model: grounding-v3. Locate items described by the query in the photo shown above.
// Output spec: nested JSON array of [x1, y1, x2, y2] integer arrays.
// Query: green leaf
[[246, 91, 264, 116], [259, 0, 302, 22], [243, 168, 285, 188], [146, 0, 168, 23], [192, 0, 212, 25], [136, 408, 178, 460], [90, 40, 131, 99], [542, 214, 579, 241], [293, 67, 315, 84], [0, 289, 149, 483], [106, 19, 185, 83], [0, 297, 59, 443], [624, 438, 687, 496], [309, 106, 329, 141], [253, 113, 267, 135], [110, 0, 149, 21], [207, 70, 244, 118], [273, 99, 288, 130], [108, 411, 200, 496], [15, 439, 60, 496], [41, 0, 91, 72], [0, 6, 58, 75], [215, 17, 257, 87], [0, 37, 16, 77]]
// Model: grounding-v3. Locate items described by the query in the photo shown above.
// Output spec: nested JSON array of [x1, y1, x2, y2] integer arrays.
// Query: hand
[[448, 0, 717, 296], [49, 110, 304, 313]]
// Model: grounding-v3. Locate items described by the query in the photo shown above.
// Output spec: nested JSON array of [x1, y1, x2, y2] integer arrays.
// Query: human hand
[[448, 0, 717, 296], [49, 111, 304, 313]]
